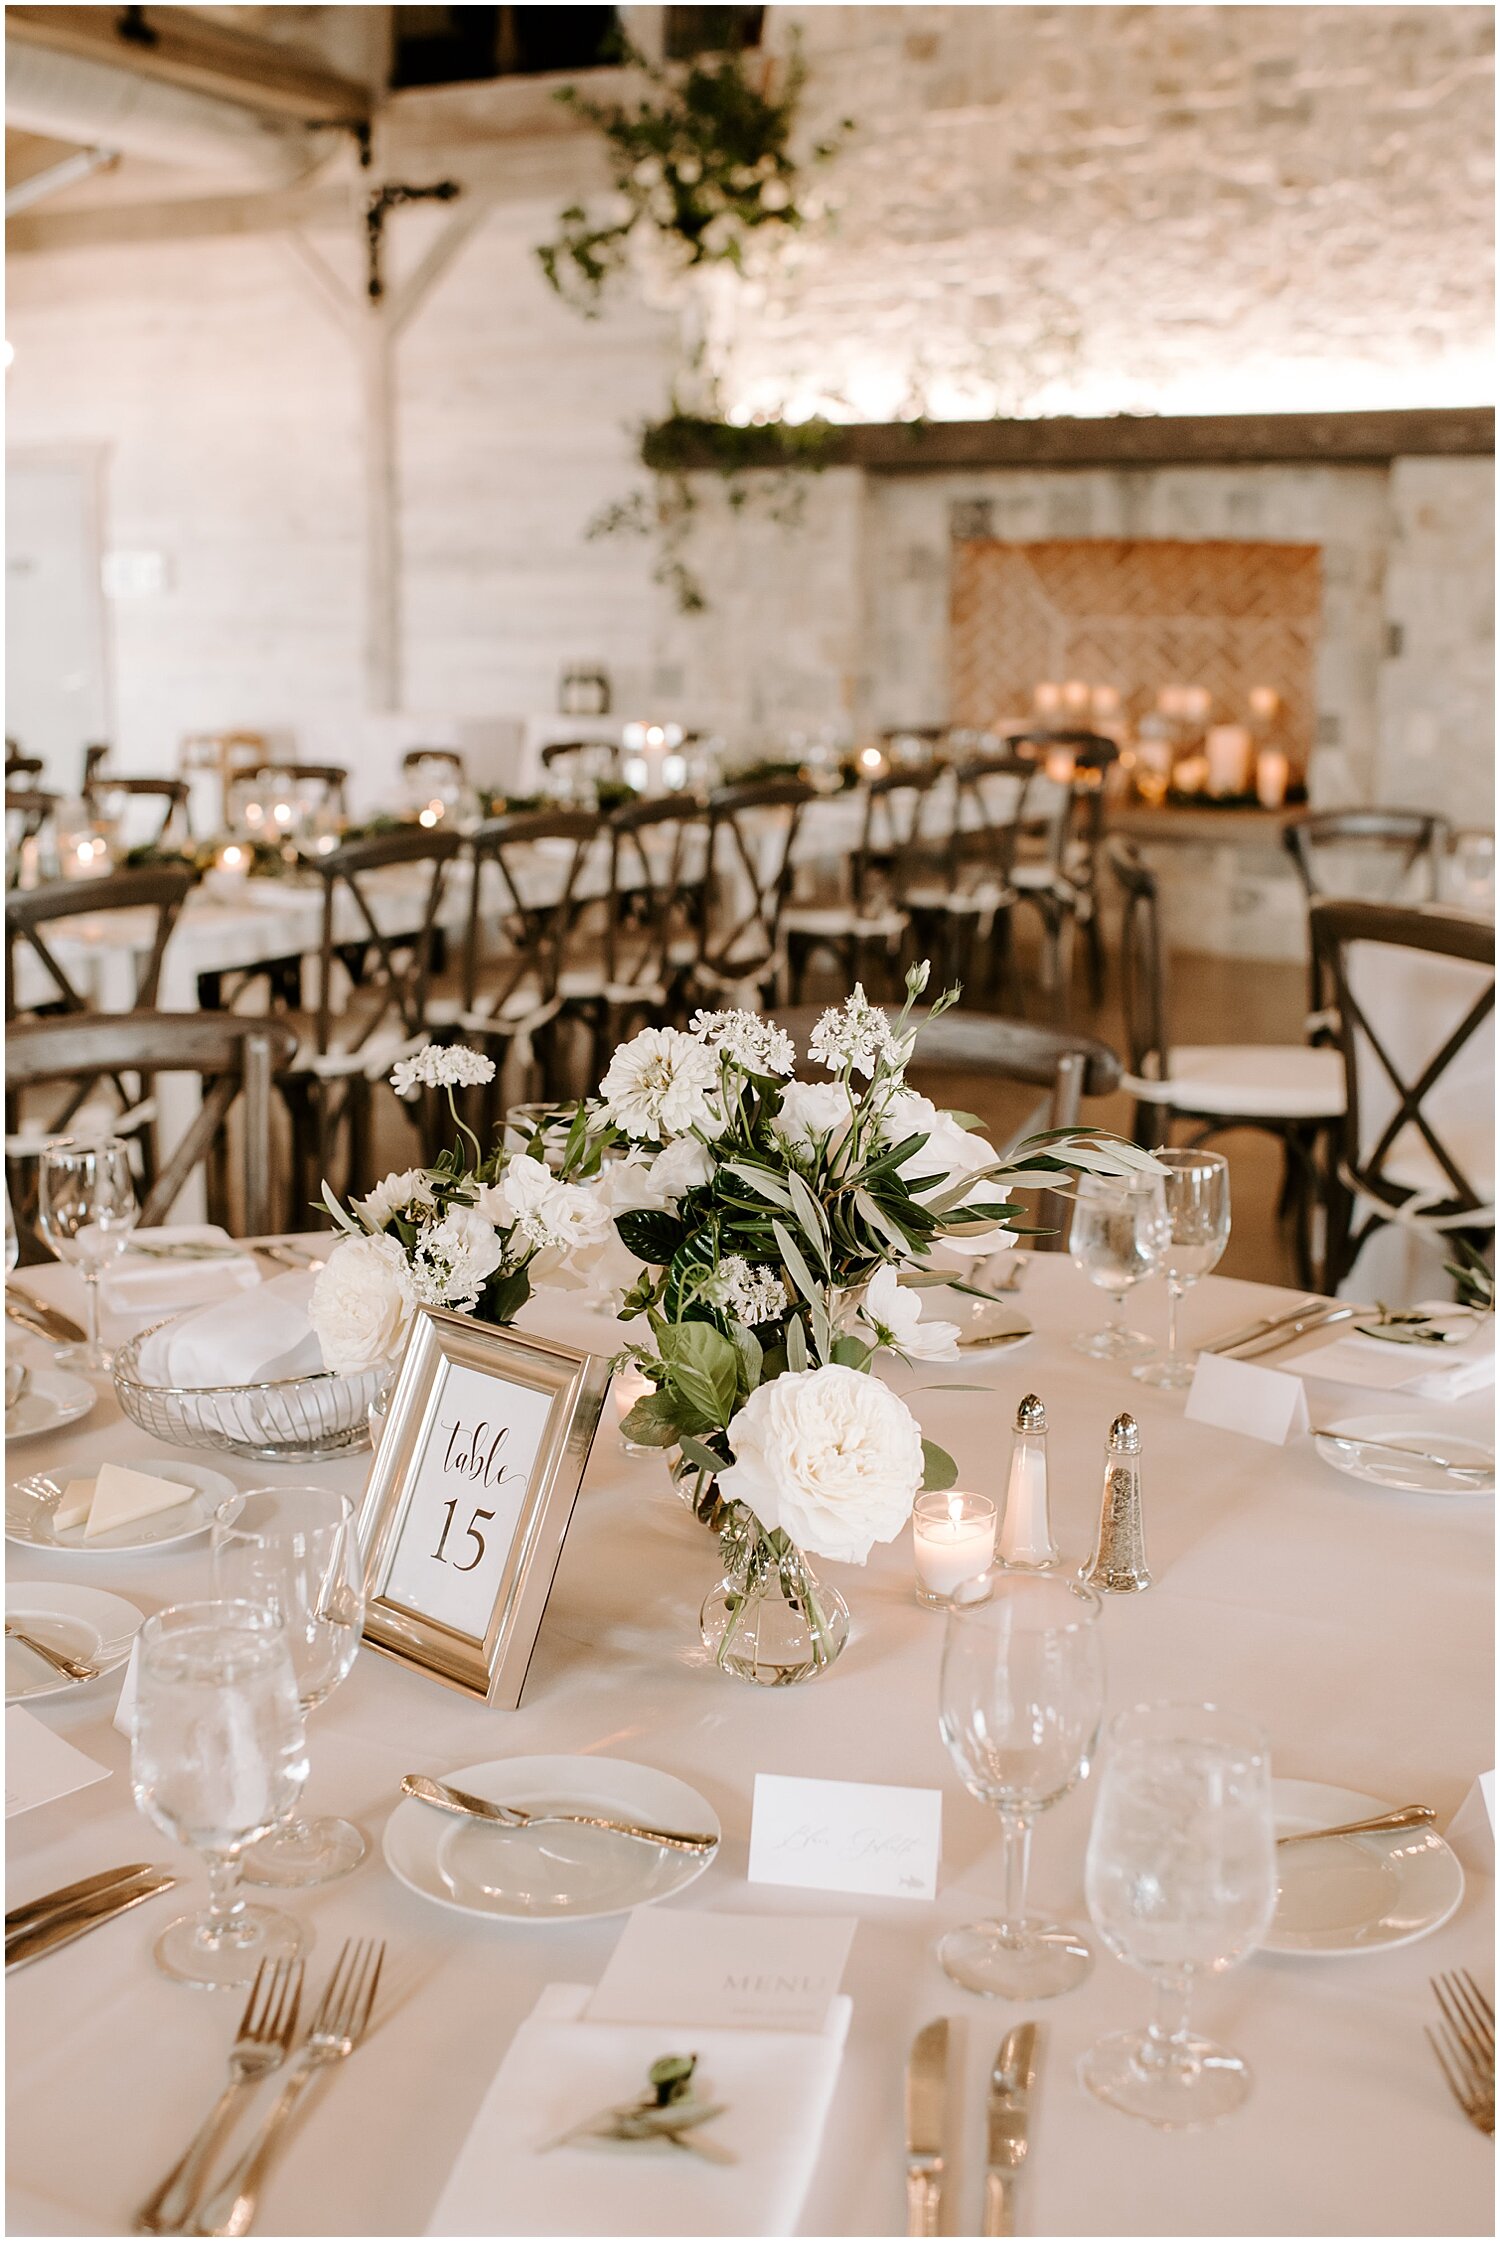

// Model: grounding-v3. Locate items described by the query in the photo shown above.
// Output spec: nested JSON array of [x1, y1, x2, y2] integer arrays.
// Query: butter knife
[[6, 1870, 176, 1971], [401, 1773, 718, 1853], [905, 2017, 948, 2237], [6, 1861, 156, 1939], [984, 2022, 1038, 2238]]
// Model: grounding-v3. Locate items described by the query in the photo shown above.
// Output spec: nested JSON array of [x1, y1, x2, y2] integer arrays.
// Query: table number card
[[748, 1772, 943, 1901], [356, 1307, 610, 1707]]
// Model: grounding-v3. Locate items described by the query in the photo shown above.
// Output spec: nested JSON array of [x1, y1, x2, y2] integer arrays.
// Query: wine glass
[[1070, 1172, 1170, 1359], [1081, 1703, 1276, 2129], [936, 1575, 1106, 1999], [37, 1135, 138, 1371], [130, 1600, 309, 1988], [1132, 1148, 1230, 1389], [4, 1180, 18, 1276], [212, 1486, 367, 1884]]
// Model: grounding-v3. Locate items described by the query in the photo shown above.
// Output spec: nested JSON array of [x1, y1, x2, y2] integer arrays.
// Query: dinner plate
[[383, 1754, 720, 1925], [4, 1360, 95, 1444], [5, 1455, 237, 1555], [5, 1582, 143, 1703], [1313, 1413, 1494, 1497], [1266, 1778, 1464, 1957]]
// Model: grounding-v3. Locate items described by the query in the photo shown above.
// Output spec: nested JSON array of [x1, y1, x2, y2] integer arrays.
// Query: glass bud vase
[[700, 1508, 850, 1686]]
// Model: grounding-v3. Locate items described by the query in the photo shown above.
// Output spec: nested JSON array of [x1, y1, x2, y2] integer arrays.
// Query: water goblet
[[1070, 1172, 1170, 1359], [37, 1135, 138, 1371], [1081, 1702, 1277, 2128], [212, 1486, 367, 1884], [1132, 1147, 1230, 1389], [936, 1574, 1106, 1999], [130, 1600, 309, 1989], [5, 1179, 18, 1275]]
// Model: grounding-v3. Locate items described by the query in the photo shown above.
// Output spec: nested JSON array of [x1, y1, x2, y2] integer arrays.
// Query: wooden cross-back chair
[[83, 775, 193, 846], [6, 754, 44, 785], [1310, 899, 1494, 1290], [541, 738, 620, 773], [401, 747, 466, 780], [1287, 810, 1452, 1032], [1005, 730, 1119, 1008], [5, 788, 60, 879], [944, 751, 1036, 1003], [243, 761, 350, 819], [5, 866, 194, 1022], [5, 1011, 297, 1256], [781, 768, 952, 1001], [602, 793, 710, 1036], [698, 776, 814, 1006]]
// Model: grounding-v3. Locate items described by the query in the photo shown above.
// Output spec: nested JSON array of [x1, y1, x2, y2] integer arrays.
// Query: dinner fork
[[191, 1938, 385, 2237], [134, 1957, 302, 2234], [1427, 1969, 1495, 2137], [4, 1619, 99, 1682]]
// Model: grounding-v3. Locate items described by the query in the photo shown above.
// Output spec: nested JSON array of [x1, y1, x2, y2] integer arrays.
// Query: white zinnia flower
[[410, 1204, 505, 1312], [310, 1232, 415, 1374], [774, 1078, 851, 1155], [858, 1264, 960, 1363], [689, 1008, 796, 1078], [808, 985, 901, 1080], [355, 1168, 435, 1231], [717, 1362, 925, 1565], [389, 1044, 496, 1100], [599, 1025, 722, 1140]]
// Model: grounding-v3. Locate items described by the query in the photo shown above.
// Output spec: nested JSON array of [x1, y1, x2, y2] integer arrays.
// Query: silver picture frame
[[356, 1306, 610, 1707]]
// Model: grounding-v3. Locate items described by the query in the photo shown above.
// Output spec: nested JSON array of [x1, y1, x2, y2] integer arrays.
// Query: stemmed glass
[[130, 1600, 309, 1988], [1082, 1703, 1277, 2128], [1132, 1148, 1230, 1389], [37, 1135, 139, 1371], [1070, 1173, 1170, 1359], [936, 1575, 1106, 1999], [5, 1180, 18, 1276], [212, 1487, 367, 1884]]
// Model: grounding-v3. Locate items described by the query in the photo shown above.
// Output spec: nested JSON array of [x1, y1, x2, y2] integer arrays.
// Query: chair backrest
[[308, 826, 461, 1056], [463, 808, 600, 1013], [1108, 840, 1172, 1082], [1310, 899, 1494, 1234], [243, 761, 350, 819], [6, 754, 44, 785], [81, 744, 110, 791], [705, 777, 813, 977], [6, 786, 59, 859], [605, 794, 711, 995], [5, 1011, 297, 1237], [84, 775, 192, 846], [401, 747, 466, 778], [5, 866, 195, 1021], [541, 738, 620, 770], [1284, 810, 1448, 904], [952, 753, 1034, 884]]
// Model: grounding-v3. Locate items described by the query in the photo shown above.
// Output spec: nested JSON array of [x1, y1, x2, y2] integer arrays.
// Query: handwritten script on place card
[[586, 1909, 856, 2034], [748, 1773, 943, 1902], [1186, 1350, 1311, 1446]]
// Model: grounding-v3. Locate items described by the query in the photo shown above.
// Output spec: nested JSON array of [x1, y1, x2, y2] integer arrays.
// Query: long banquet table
[[5, 1252, 1493, 2237]]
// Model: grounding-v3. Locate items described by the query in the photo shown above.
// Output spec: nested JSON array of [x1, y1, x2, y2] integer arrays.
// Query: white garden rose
[[774, 1078, 851, 1155], [649, 1135, 713, 1200], [884, 1090, 1014, 1256], [717, 1362, 926, 1565], [492, 1155, 612, 1256], [310, 1233, 415, 1373]]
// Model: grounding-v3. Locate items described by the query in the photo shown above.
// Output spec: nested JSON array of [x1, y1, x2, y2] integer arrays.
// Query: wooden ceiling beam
[[6, 6, 372, 129]]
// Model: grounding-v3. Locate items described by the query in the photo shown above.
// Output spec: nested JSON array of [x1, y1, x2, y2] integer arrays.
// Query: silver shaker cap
[[1014, 1393, 1046, 1431], [1108, 1410, 1141, 1453]]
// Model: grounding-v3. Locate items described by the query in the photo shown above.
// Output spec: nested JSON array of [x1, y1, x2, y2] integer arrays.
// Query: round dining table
[[4, 1250, 1492, 2238]]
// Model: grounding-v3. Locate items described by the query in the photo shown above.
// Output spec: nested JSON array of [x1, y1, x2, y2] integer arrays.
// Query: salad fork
[[135, 1957, 302, 2233], [1427, 1969, 1494, 2136]]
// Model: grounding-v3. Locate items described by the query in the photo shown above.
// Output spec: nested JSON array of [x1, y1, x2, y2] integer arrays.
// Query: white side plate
[[1266, 1777, 1465, 1957], [5, 1582, 143, 1702], [5, 1361, 95, 1443], [1313, 1413, 1494, 1497], [6, 1456, 237, 1555]]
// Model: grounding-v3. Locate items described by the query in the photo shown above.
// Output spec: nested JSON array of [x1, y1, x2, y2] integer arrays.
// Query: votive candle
[[1255, 747, 1291, 808], [913, 1490, 997, 1608], [613, 1363, 654, 1454]]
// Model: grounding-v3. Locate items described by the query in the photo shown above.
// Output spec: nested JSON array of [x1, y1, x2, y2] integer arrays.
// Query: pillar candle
[[1255, 747, 1291, 809], [1205, 725, 1253, 796]]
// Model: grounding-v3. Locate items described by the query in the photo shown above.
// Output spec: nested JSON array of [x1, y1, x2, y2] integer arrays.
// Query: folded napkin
[[1295, 1307, 1495, 1402], [427, 1983, 851, 2238], [101, 1226, 260, 1317], [136, 1269, 324, 1389]]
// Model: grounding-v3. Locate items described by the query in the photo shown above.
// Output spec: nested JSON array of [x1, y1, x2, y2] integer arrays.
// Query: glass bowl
[[112, 1326, 389, 1463]]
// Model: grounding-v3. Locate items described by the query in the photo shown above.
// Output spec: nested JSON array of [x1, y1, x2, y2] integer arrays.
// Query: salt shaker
[[1082, 1410, 1152, 1592], [999, 1393, 1059, 1569]]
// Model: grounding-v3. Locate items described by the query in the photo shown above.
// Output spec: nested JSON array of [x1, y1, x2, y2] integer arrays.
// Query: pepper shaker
[[999, 1393, 1060, 1569], [1083, 1410, 1152, 1592]]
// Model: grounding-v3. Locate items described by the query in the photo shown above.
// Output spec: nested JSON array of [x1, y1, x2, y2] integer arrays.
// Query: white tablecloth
[[5, 1259, 1492, 2238]]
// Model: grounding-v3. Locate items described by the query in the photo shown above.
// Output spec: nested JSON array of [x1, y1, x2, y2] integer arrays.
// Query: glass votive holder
[[913, 1490, 997, 1609], [613, 1363, 655, 1455]]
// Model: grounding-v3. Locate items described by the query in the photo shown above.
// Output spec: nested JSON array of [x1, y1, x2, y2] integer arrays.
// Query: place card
[[747, 1772, 943, 1902], [5, 1707, 110, 1818], [1446, 1771, 1495, 1875], [586, 1909, 856, 2034], [1185, 1350, 1310, 1445], [113, 1635, 142, 1739]]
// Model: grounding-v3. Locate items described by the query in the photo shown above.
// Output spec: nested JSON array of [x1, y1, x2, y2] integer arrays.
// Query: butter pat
[[83, 1461, 194, 1540], [53, 1479, 96, 1532]]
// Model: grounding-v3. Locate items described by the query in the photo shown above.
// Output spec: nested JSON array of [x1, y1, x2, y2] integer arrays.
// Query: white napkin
[[1294, 1307, 1495, 1402], [135, 1269, 324, 1389], [100, 1226, 260, 1317], [427, 1983, 851, 2238]]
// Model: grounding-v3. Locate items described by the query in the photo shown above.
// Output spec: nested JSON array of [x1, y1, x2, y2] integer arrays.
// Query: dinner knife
[[1231, 1303, 1359, 1361], [6, 1870, 176, 1972], [4, 1287, 86, 1347], [984, 2023, 1038, 2237], [905, 2017, 948, 2237], [1204, 1298, 1325, 1357], [6, 1862, 157, 1939]]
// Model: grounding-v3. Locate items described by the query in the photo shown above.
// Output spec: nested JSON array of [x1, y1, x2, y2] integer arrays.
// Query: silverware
[[192, 1938, 385, 2238], [4, 1617, 100, 1681], [1427, 1969, 1494, 2136], [1205, 1298, 1326, 1356], [401, 1772, 720, 1855], [1230, 1303, 1360, 1360], [7, 1862, 157, 1939], [1312, 1428, 1493, 1478], [10, 1473, 62, 1511], [1277, 1805, 1436, 1848], [5, 1870, 176, 1971], [905, 2017, 948, 2238], [984, 2022, 1038, 2238], [5, 1287, 86, 1346], [134, 1957, 303, 2235], [247, 1240, 327, 1272]]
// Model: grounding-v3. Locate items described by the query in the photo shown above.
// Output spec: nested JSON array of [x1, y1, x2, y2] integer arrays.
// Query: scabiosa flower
[[599, 1025, 722, 1140], [808, 985, 901, 1080], [689, 1008, 796, 1078], [389, 1045, 496, 1100]]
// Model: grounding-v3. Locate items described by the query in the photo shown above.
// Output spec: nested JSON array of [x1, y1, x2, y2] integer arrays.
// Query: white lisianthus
[[310, 1233, 415, 1373], [599, 1025, 722, 1140], [491, 1155, 613, 1256], [774, 1078, 852, 1155], [717, 1363, 925, 1565], [389, 1044, 495, 1100], [650, 1135, 714, 1201], [858, 1264, 961, 1363], [884, 1090, 1014, 1256], [689, 1008, 796, 1078], [355, 1168, 435, 1232], [411, 1204, 506, 1312], [808, 985, 901, 1080]]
